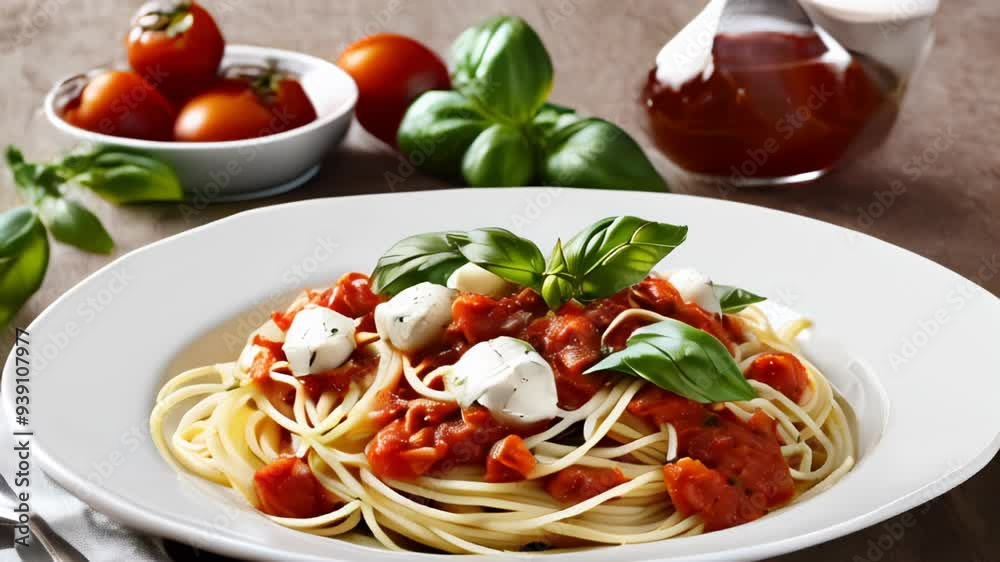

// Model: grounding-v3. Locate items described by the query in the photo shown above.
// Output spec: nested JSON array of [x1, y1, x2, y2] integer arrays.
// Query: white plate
[[3, 188, 998, 561], [44, 44, 357, 200]]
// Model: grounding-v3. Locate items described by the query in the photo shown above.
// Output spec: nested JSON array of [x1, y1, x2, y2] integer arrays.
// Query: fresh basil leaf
[[370, 232, 467, 296], [586, 318, 754, 403], [556, 216, 687, 302], [454, 227, 545, 291], [397, 90, 493, 180], [73, 148, 183, 203], [540, 117, 666, 191], [461, 123, 536, 187], [714, 284, 766, 313], [450, 15, 553, 123], [37, 197, 114, 254], [0, 207, 49, 326]]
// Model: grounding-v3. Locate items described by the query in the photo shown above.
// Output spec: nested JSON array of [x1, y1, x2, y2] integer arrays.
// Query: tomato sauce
[[545, 466, 629, 504], [366, 405, 534, 480], [629, 386, 794, 530], [643, 31, 897, 180], [253, 456, 338, 518]]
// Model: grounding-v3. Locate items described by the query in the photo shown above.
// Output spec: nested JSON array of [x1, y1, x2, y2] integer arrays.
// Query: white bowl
[[43, 44, 358, 202]]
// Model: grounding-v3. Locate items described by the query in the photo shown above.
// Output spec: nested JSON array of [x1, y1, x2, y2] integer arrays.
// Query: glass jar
[[642, 0, 935, 187]]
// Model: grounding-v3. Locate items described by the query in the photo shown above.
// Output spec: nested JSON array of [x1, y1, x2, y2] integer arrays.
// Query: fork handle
[[27, 515, 90, 562]]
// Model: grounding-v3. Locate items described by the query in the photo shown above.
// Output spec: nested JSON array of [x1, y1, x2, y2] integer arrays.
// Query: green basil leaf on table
[[450, 15, 553, 123], [0, 207, 50, 326], [585, 318, 755, 403], [530, 102, 579, 138], [551, 216, 687, 305], [454, 227, 546, 291], [37, 196, 114, 254], [540, 117, 666, 191], [714, 285, 766, 313], [72, 148, 184, 203], [461, 123, 535, 187], [397, 91, 492, 179], [370, 232, 467, 296]]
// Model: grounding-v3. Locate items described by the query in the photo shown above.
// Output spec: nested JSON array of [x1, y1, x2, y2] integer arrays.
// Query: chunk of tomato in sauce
[[327, 272, 383, 332], [253, 457, 338, 518], [485, 435, 536, 483], [366, 405, 516, 480], [271, 273, 382, 332], [524, 302, 605, 409], [448, 289, 548, 346], [627, 385, 709, 434], [662, 410, 795, 531], [745, 352, 809, 403], [663, 458, 745, 530], [631, 277, 742, 350], [300, 352, 380, 400], [546, 466, 629, 504]]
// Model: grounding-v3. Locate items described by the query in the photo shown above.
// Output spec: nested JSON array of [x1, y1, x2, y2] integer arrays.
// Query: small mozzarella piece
[[374, 282, 455, 352], [281, 306, 356, 376], [445, 336, 558, 427], [447, 263, 514, 298], [668, 268, 722, 314]]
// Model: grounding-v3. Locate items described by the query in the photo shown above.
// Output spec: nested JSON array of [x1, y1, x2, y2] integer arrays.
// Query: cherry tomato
[[173, 71, 317, 142], [336, 34, 450, 146], [126, 0, 225, 99], [62, 71, 175, 141]]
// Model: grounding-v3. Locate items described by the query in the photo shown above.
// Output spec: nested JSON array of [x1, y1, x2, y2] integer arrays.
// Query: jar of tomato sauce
[[643, 0, 933, 186]]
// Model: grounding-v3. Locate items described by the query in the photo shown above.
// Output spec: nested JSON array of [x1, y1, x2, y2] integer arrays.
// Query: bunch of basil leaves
[[397, 16, 666, 191], [371, 215, 765, 403], [1, 145, 183, 325]]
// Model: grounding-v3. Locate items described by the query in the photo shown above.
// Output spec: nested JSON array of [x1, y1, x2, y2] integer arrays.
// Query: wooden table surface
[[1, 1, 997, 560]]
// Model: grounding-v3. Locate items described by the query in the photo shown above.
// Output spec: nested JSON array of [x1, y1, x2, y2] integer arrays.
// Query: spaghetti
[[151, 271, 854, 554]]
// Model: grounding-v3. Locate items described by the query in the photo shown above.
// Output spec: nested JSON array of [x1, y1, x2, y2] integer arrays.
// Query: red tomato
[[174, 75, 317, 142], [336, 34, 450, 146], [253, 457, 338, 518], [62, 71, 175, 141], [126, 1, 225, 99]]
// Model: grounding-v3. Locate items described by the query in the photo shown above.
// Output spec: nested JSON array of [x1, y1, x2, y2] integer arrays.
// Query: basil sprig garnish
[[714, 284, 766, 314], [371, 216, 687, 308], [541, 216, 687, 309], [585, 318, 755, 403]]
